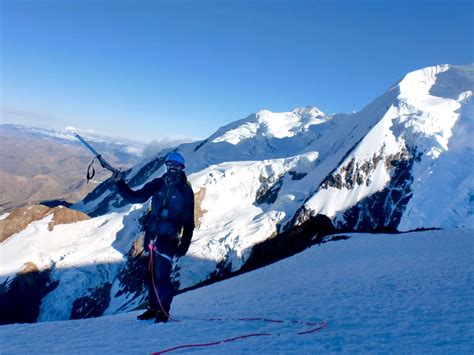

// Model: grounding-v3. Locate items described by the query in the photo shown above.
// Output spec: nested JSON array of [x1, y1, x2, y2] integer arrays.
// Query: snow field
[[1, 229, 472, 353]]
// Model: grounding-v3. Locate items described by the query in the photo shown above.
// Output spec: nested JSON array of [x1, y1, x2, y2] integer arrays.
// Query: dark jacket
[[115, 172, 195, 257]]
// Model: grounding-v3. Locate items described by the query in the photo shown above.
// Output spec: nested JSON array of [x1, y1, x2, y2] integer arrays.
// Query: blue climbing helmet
[[165, 151, 185, 168]]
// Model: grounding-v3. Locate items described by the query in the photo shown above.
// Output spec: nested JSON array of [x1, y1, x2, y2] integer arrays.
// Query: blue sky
[[1, 0, 473, 142]]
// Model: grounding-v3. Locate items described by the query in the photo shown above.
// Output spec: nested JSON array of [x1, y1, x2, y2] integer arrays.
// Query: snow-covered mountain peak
[[291, 106, 328, 126], [397, 64, 473, 101], [291, 106, 325, 117], [390, 64, 473, 154], [211, 106, 328, 145], [397, 64, 448, 98]]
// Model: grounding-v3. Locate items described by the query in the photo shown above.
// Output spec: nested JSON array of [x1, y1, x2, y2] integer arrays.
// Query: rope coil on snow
[[152, 318, 328, 354]]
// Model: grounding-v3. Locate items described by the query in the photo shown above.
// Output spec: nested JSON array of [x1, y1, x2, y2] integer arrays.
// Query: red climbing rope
[[152, 318, 328, 354]]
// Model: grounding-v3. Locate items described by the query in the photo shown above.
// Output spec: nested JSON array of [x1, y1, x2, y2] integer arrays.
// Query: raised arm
[[114, 176, 162, 204]]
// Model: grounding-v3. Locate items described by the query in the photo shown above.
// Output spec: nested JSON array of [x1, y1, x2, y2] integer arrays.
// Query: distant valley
[[0, 124, 145, 213]]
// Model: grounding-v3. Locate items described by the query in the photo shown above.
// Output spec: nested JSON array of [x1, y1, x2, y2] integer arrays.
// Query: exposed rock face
[[255, 167, 306, 205], [47, 206, 91, 231], [243, 214, 335, 272], [314, 144, 420, 231], [256, 174, 284, 204], [70, 283, 112, 320], [339, 147, 420, 231], [193, 187, 207, 229], [0, 205, 51, 243], [289, 171, 307, 180], [0, 205, 90, 243]]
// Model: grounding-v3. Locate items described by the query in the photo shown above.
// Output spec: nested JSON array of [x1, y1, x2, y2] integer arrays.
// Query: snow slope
[[1, 229, 472, 353]]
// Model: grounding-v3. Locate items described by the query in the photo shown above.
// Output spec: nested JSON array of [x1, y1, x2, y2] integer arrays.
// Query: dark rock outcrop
[[338, 146, 421, 231], [256, 174, 284, 205], [242, 214, 335, 272], [70, 283, 112, 319], [0, 262, 59, 324]]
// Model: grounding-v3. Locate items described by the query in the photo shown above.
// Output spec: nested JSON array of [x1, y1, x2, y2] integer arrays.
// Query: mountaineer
[[113, 151, 194, 323]]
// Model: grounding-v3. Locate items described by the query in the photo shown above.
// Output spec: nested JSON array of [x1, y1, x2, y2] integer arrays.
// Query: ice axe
[[74, 133, 119, 182]]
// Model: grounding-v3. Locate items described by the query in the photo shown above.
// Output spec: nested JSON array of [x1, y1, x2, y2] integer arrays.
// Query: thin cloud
[[0, 107, 66, 127]]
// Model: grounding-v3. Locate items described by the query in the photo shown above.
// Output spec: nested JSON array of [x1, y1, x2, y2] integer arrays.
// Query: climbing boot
[[154, 311, 169, 324], [137, 308, 157, 320]]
